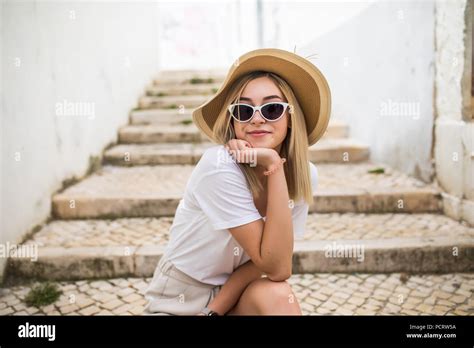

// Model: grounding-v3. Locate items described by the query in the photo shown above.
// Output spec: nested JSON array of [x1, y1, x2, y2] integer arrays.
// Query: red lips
[[247, 130, 271, 134]]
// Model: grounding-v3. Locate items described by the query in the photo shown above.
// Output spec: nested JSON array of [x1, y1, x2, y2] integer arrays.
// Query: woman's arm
[[258, 152, 294, 278], [225, 141, 294, 280], [204, 260, 263, 315]]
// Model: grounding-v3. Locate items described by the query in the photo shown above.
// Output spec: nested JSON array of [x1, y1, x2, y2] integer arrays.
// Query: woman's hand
[[224, 139, 280, 169], [225, 138, 253, 150]]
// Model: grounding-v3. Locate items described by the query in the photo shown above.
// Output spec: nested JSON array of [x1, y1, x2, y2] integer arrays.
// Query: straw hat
[[192, 48, 331, 146]]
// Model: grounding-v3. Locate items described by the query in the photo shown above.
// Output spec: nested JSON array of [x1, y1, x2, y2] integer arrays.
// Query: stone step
[[52, 163, 441, 219], [9, 213, 473, 280], [146, 82, 222, 96], [138, 95, 209, 110], [104, 139, 369, 165], [153, 69, 226, 86], [130, 109, 194, 125], [119, 124, 206, 144], [118, 120, 349, 144]]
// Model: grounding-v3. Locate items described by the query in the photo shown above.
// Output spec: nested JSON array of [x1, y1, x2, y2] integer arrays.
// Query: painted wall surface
[[297, 1, 435, 181], [434, 0, 473, 225], [1, 1, 160, 280]]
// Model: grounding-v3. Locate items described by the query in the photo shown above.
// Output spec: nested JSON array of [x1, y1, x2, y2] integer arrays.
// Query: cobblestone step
[[1, 273, 472, 315], [138, 94, 209, 110], [52, 163, 441, 219], [130, 108, 194, 125], [153, 69, 226, 86], [118, 120, 349, 144], [7, 213, 474, 281], [103, 139, 369, 165], [146, 82, 222, 96], [23, 213, 474, 248], [119, 124, 206, 143]]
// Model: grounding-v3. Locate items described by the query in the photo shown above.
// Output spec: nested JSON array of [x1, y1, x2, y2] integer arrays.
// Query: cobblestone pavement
[[24, 213, 474, 248], [56, 162, 435, 198], [1, 273, 472, 316]]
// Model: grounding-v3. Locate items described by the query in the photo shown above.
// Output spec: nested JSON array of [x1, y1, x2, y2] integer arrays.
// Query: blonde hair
[[213, 71, 314, 205]]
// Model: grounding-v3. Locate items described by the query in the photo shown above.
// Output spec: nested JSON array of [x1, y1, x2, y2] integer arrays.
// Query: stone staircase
[[7, 70, 474, 283]]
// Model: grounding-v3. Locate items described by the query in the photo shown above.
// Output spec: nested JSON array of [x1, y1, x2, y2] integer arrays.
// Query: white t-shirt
[[162, 145, 318, 285]]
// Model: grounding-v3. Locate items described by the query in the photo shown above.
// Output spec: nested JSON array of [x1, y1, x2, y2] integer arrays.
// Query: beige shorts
[[143, 257, 222, 316]]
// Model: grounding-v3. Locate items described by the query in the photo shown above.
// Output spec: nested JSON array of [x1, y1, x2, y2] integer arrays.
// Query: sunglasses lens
[[261, 103, 285, 120], [231, 104, 254, 121]]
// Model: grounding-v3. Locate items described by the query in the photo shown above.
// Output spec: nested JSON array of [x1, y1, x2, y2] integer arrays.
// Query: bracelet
[[263, 158, 287, 176], [200, 307, 220, 316]]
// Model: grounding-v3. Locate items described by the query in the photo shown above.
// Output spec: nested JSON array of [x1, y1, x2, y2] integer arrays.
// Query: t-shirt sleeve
[[291, 201, 309, 239], [192, 169, 263, 230]]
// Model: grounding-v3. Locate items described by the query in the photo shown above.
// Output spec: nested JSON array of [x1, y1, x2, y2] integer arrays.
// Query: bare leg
[[226, 277, 302, 315]]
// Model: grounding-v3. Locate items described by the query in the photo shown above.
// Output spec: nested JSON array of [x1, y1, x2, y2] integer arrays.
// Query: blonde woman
[[144, 48, 331, 316]]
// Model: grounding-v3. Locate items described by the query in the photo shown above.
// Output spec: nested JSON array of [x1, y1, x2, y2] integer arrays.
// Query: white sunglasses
[[228, 102, 290, 123]]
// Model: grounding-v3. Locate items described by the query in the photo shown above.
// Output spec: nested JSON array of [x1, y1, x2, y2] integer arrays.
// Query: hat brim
[[192, 48, 331, 146]]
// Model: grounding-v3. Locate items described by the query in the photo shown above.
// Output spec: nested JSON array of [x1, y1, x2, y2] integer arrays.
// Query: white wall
[[157, 0, 260, 70], [1, 0, 160, 281], [297, 1, 435, 181], [434, 0, 473, 225]]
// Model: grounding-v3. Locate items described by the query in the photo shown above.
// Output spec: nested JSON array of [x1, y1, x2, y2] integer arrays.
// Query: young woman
[[144, 48, 331, 316]]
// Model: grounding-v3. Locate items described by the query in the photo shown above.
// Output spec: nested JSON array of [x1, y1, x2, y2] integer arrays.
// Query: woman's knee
[[246, 278, 299, 313]]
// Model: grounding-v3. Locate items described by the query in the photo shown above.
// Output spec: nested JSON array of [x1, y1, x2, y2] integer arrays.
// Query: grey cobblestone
[[0, 273, 472, 316], [24, 213, 473, 248]]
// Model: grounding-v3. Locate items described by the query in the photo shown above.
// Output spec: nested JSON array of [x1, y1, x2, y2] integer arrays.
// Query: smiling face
[[232, 76, 290, 153]]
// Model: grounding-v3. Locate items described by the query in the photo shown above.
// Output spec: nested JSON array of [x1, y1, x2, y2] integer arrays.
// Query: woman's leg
[[226, 277, 302, 315]]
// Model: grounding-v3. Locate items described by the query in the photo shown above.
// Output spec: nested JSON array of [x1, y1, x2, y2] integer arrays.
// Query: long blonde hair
[[213, 71, 314, 205]]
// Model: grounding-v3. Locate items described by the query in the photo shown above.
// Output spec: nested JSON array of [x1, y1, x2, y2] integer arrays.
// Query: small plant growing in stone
[[166, 104, 178, 109], [190, 77, 203, 84], [24, 282, 62, 307], [190, 77, 214, 84], [181, 119, 193, 125], [368, 167, 385, 174]]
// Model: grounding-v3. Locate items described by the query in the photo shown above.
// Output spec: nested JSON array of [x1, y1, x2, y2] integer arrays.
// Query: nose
[[250, 110, 265, 124]]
